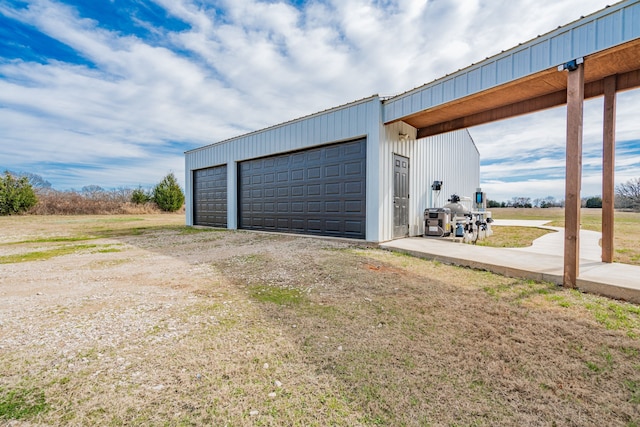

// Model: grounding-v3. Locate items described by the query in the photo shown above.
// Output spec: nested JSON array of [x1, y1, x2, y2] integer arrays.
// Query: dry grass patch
[[2, 215, 640, 426]]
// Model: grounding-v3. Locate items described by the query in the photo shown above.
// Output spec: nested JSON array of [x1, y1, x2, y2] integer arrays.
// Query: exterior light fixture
[[558, 57, 584, 72]]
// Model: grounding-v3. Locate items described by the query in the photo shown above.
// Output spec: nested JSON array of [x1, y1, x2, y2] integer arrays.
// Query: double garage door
[[238, 138, 366, 239], [193, 138, 366, 238]]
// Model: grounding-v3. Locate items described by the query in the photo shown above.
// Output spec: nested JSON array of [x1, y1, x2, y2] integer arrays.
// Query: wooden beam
[[617, 69, 640, 92], [415, 68, 640, 138], [602, 75, 617, 263], [417, 91, 567, 139], [564, 64, 584, 288]]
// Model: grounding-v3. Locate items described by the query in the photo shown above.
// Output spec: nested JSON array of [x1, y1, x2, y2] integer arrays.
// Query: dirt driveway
[[1, 214, 640, 426]]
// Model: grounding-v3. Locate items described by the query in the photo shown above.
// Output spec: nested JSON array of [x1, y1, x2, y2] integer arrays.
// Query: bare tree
[[616, 178, 640, 211], [81, 185, 105, 199], [511, 196, 532, 208]]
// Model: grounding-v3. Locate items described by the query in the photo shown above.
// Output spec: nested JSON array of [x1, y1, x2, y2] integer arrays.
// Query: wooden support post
[[602, 75, 617, 263], [564, 64, 584, 288]]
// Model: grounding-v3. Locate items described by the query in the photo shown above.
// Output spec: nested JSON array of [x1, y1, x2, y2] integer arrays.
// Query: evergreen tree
[[0, 171, 38, 215], [152, 173, 185, 212]]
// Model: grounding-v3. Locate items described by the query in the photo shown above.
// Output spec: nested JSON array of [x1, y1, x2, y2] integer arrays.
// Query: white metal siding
[[185, 96, 381, 232], [383, 0, 640, 123], [379, 125, 479, 241]]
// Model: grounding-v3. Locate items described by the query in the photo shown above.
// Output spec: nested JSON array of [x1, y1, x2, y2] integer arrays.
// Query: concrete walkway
[[380, 220, 640, 303]]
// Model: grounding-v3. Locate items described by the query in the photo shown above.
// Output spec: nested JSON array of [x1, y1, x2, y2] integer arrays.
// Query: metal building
[[184, 96, 479, 242], [186, 0, 640, 287], [186, 0, 640, 252]]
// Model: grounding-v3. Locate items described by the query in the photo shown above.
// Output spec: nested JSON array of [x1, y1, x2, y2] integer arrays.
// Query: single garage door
[[238, 138, 366, 239], [193, 165, 227, 227]]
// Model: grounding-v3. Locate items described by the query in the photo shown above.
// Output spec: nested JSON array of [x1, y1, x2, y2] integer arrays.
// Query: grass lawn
[[485, 208, 640, 266]]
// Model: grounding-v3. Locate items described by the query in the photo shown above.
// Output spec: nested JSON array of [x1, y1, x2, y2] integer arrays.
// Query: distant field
[[488, 208, 640, 265]]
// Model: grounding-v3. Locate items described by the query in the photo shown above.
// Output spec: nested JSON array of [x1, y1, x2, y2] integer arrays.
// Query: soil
[[1, 214, 640, 426]]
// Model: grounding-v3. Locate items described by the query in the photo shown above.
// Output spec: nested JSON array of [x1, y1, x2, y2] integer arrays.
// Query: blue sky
[[1, 0, 638, 202]]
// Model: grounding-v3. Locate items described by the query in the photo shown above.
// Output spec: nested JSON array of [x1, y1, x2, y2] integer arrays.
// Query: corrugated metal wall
[[185, 96, 382, 234], [379, 125, 479, 241], [384, 0, 640, 123]]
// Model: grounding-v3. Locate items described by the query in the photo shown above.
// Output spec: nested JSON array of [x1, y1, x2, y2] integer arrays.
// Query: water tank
[[443, 201, 470, 216]]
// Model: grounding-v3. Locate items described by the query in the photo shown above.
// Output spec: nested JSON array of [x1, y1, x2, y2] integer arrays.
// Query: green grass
[[546, 294, 572, 308], [55, 217, 145, 224], [4, 236, 95, 245], [624, 380, 640, 404], [584, 300, 640, 337], [0, 386, 49, 420], [0, 224, 166, 246], [482, 279, 558, 303], [248, 285, 305, 306], [96, 247, 122, 253], [0, 244, 100, 264]]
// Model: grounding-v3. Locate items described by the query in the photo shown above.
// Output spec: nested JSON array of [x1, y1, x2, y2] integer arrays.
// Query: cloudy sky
[[1, 0, 638, 202]]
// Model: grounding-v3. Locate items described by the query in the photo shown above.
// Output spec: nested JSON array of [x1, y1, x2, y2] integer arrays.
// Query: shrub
[[152, 173, 185, 212], [131, 187, 152, 205], [585, 196, 602, 208], [29, 188, 160, 215], [0, 171, 38, 215]]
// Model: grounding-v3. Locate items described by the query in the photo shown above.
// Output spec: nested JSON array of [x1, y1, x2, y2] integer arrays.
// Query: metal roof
[[383, 0, 640, 135]]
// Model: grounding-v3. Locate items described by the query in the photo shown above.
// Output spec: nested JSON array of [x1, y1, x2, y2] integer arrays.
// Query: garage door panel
[[308, 219, 322, 231], [276, 171, 288, 182], [326, 146, 341, 158], [308, 151, 321, 162], [326, 220, 341, 232], [345, 220, 363, 233], [308, 201, 321, 213], [292, 153, 305, 164], [292, 202, 304, 213], [345, 140, 362, 152], [291, 169, 304, 180], [345, 161, 363, 175], [324, 164, 340, 177], [193, 164, 227, 228], [324, 183, 340, 195], [345, 200, 363, 212], [345, 181, 363, 195], [238, 138, 366, 238], [308, 184, 321, 196], [291, 185, 304, 197], [277, 218, 289, 229], [308, 167, 321, 179]]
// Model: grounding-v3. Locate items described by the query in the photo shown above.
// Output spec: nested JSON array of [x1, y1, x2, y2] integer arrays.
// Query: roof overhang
[[401, 38, 640, 138]]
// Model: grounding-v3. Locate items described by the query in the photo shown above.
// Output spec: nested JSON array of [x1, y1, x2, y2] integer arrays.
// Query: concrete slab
[[380, 223, 640, 303], [491, 219, 602, 261]]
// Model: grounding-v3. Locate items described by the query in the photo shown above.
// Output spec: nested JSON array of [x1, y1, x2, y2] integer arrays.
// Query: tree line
[[1, 171, 185, 215], [487, 178, 640, 211]]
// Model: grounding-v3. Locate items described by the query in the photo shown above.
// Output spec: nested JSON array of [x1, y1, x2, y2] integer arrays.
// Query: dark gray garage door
[[193, 165, 227, 227], [238, 138, 366, 239]]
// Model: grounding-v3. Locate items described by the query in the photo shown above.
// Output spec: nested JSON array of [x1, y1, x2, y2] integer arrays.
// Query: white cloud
[[1, 0, 637, 198]]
